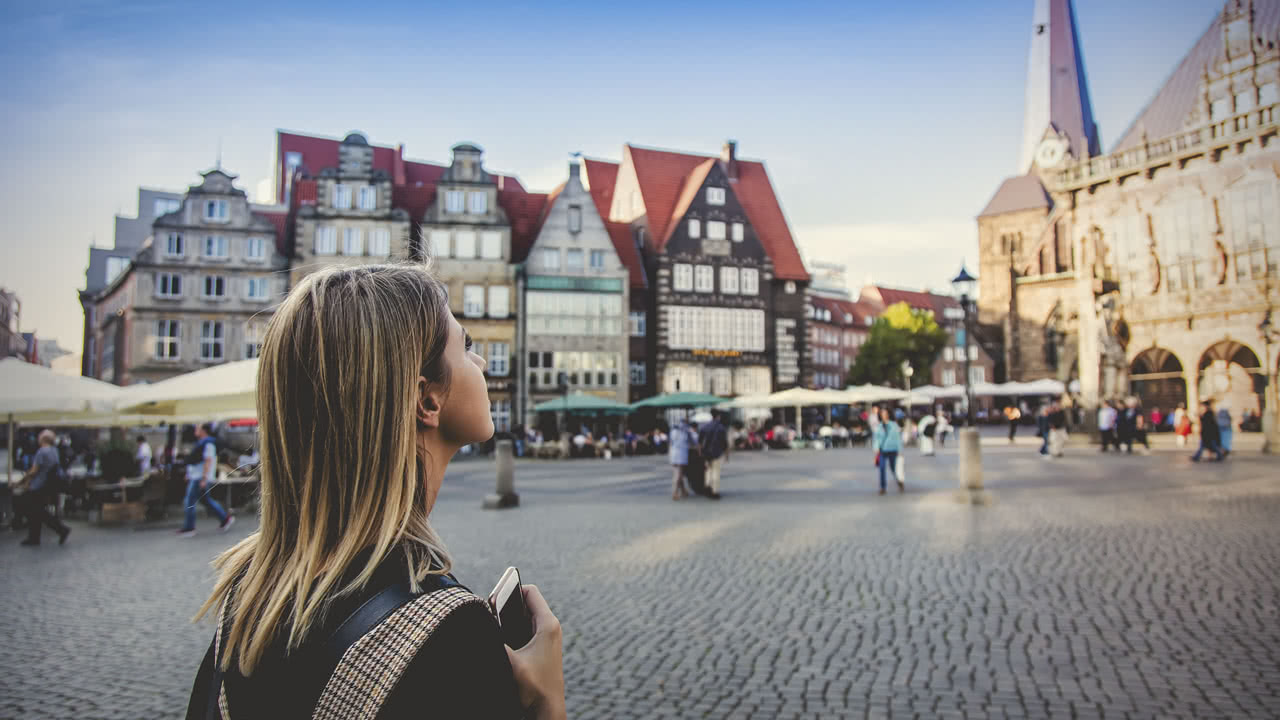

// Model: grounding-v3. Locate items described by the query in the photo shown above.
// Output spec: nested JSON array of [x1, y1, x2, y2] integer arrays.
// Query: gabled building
[[585, 141, 809, 400], [85, 168, 288, 385], [521, 157, 630, 429], [804, 264, 877, 389], [859, 285, 997, 388]]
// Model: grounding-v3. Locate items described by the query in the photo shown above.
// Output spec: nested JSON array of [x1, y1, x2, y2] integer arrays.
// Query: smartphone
[[488, 566, 534, 649]]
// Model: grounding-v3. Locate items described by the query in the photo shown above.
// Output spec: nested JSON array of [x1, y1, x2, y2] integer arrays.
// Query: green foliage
[[847, 302, 949, 388]]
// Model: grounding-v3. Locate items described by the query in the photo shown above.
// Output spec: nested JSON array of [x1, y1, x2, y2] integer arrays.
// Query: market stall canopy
[[115, 359, 258, 420], [750, 387, 833, 409], [532, 393, 631, 414], [834, 384, 909, 404], [629, 392, 725, 409], [716, 394, 773, 409], [0, 358, 123, 421], [1010, 378, 1066, 395]]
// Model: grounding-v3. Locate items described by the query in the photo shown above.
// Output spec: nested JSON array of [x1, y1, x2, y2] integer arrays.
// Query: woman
[[1173, 403, 1191, 447], [872, 408, 903, 495], [669, 418, 694, 500], [185, 265, 565, 719]]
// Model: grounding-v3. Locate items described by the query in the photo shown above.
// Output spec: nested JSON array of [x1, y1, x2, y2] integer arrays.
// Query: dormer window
[[706, 187, 726, 205], [445, 191, 464, 214], [204, 199, 229, 222], [707, 221, 726, 240], [731, 222, 744, 242], [358, 186, 377, 210], [468, 191, 488, 214], [333, 185, 352, 210]]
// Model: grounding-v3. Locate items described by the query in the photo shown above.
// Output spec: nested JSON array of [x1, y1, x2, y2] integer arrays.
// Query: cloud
[[794, 219, 979, 296]]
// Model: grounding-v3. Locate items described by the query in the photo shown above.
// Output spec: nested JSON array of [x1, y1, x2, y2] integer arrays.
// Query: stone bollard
[[956, 427, 991, 506], [483, 439, 519, 510]]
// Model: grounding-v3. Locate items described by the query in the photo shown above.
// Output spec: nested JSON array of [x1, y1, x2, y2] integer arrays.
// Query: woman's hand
[[505, 585, 565, 720]]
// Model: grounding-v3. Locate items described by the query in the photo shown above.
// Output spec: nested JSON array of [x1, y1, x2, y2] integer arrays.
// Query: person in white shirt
[[136, 436, 153, 475], [1098, 401, 1118, 452]]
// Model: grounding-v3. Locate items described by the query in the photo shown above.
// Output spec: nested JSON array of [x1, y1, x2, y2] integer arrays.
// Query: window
[[154, 198, 180, 217], [673, 263, 693, 291], [694, 265, 714, 293], [245, 236, 265, 260], [731, 222, 744, 242], [487, 342, 509, 376], [370, 229, 391, 256], [202, 275, 227, 299], [468, 191, 488, 214], [343, 228, 363, 255], [942, 369, 956, 386], [358, 186, 377, 210], [540, 248, 560, 271], [709, 368, 732, 396], [200, 321, 224, 361], [566, 249, 584, 271], [204, 199, 228, 222], [629, 361, 646, 385], [589, 250, 605, 272], [741, 268, 759, 295], [333, 184, 352, 210], [203, 235, 228, 259], [969, 366, 986, 384], [629, 311, 646, 336], [526, 291, 624, 337], [688, 219, 701, 238], [164, 232, 184, 258], [568, 205, 582, 234], [943, 347, 954, 362], [429, 230, 450, 258], [154, 320, 180, 360], [244, 321, 266, 359], [481, 231, 502, 259], [542, 352, 552, 367], [720, 266, 739, 294], [488, 286, 509, 318], [785, 281, 797, 294], [1236, 91, 1256, 113], [969, 345, 978, 361], [733, 367, 770, 396], [463, 285, 485, 317], [156, 273, 182, 298], [1158, 194, 1208, 292], [706, 187, 726, 205], [445, 191, 464, 214], [315, 226, 337, 255], [666, 306, 765, 352], [707, 221, 726, 240], [455, 231, 477, 259], [1229, 183, 1277, 280], [245, 277, 269, 301], [491, 399, 511, 433]]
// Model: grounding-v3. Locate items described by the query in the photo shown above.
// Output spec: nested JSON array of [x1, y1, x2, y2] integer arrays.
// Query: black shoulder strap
[[320, 573, 460, 671]]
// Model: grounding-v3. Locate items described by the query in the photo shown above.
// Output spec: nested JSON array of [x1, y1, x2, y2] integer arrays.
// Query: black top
[[1200, 410, 1221, 444], [207, 547, 525, 719]]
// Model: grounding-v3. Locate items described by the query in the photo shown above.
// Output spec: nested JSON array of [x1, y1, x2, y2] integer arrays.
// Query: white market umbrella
[[116, 359, 258, 420], [1018, 378, 1066, 396], [834, 384, 909, 404]]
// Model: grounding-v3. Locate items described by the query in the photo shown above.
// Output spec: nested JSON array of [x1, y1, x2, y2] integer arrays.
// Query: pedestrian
[[1216, 406, 1233, 459], [669, 418, 694, 500], [1150, 406, 1163, 432], [697, 410, 730, 500], [1048, 402, 1068, 457], [1117, 398, 1141, 454], [936, 410, 950, 448], [1173, 403, 1191, 447], [1191, 400, 1223, 462], [872, 407, 904, 495], [1036, 405, 1050, 455], [136, 435, 153, 475], [14, 429, 71, 547], [1098, 400, 1118, 451], [1004, 404, 1021, 443], [177, 422, 234, 537], [917, 413, 936, 456], [1133, 413, 1151, 453], [184, 265, 565, 719]]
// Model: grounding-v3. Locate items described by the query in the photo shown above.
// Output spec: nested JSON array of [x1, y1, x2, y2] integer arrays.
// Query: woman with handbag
[[185, 265, 565, 720], [872, 407, 904, 495]]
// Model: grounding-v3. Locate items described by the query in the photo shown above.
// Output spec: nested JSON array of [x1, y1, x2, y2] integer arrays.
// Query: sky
[[0, 0, 1222, 357]]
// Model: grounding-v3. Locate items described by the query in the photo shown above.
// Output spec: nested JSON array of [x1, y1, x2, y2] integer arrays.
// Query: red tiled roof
[[622, 144, 810, 281], [254, 209, 290, 257], [661, 158, 717, 247], [392, 185, 437, 224], [293, 179, 317, 207], [500, 189, 550, 263], [606, 221, 646, 289], [809, 294, 870, 328], [582, 158, 619, 219], [864, 286, 959, 317]]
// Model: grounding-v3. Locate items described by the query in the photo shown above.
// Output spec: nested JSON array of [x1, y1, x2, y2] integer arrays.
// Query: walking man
[[1004, 405, 1021, 443], [16, 429, 71, 546], [1191, 401, 1222, 462], [1098, 400, 1118, 451], [177, 423, 234, 537], [698, 410, 730, 500]]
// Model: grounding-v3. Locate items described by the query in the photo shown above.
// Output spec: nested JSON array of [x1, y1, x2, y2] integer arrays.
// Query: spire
[[1017, 0, 1101, 173]]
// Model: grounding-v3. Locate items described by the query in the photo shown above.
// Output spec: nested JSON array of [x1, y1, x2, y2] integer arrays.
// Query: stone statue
[[1096, 294, 1128, 401]]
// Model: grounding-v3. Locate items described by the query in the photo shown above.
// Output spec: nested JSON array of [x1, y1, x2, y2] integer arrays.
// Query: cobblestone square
[[2, 439, 1278, 719]]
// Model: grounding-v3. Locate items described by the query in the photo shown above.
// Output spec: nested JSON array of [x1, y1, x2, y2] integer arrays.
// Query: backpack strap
[[311, 585, 483, 720]]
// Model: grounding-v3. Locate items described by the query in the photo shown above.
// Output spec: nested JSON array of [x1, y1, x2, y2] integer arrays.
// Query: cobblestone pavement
[[2, 441, 1278, 719]]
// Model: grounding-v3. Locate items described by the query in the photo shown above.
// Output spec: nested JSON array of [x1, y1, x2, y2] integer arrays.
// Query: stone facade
[[87, 168, 287, 385], [522, 158, 629, 428]]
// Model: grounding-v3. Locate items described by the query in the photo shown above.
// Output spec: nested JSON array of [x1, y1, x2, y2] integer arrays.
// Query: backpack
[[188, 576, 481, 720]]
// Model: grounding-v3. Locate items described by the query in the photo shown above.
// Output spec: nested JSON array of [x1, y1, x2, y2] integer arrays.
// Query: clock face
[[1036, 139, 1067, 169]]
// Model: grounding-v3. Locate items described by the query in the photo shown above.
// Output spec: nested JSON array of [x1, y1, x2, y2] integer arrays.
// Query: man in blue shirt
[[17, 429, 71, 546], [177, 423, 234, 537]]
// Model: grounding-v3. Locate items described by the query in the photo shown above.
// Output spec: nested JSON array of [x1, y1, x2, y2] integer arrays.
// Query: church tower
[[1017, 0, 1102, 174]]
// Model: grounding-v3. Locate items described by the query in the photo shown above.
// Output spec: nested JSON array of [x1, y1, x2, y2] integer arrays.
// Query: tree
[[847, 302, 948, 388]]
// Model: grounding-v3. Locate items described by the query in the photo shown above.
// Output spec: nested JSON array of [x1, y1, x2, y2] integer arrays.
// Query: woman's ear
[[416, 376, 445, 429]]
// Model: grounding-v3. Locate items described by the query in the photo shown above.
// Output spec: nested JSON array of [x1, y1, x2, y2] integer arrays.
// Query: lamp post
[[902, 360, 914, 442], [1261, 310, 1280, 454], [952, 265, 978, 426]]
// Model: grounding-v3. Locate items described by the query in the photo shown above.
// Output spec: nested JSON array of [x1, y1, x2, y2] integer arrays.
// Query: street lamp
[[951, 265, 978, 426], [1260, 310, 1280, 454]]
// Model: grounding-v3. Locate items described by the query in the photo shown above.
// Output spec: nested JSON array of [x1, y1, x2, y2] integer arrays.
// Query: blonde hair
[[38, 429, 56, 445], [196, 263, 455, 675]]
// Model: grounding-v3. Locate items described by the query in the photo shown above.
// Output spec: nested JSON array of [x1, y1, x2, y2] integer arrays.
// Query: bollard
[[483, 439, 519, 509], [956, 427, 991, 505]]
